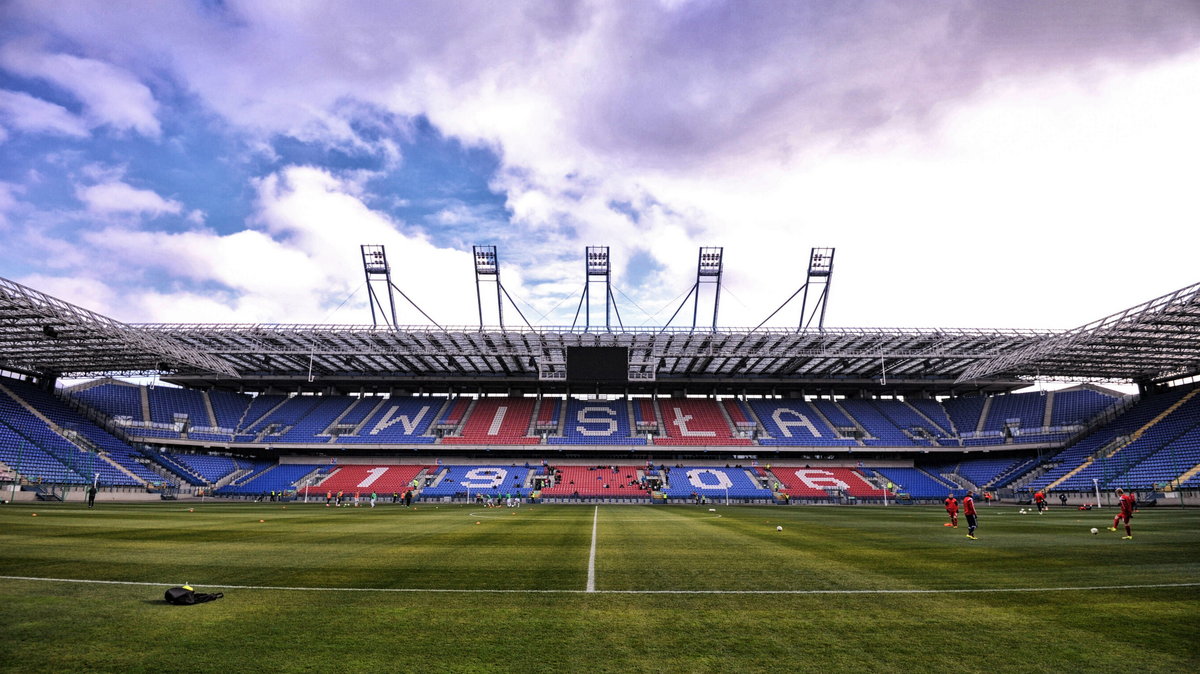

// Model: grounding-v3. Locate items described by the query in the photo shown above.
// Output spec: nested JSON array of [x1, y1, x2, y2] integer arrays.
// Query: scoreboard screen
[[566, 346, 629, 382]]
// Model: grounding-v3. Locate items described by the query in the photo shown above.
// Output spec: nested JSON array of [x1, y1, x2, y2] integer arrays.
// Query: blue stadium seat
[[421, 465, 535, 497], [548, 400, 644, 445], [659, 466, 771, 499]]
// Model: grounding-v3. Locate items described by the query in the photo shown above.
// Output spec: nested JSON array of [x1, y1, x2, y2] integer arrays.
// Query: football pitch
[[1, 502, 1196, 673]]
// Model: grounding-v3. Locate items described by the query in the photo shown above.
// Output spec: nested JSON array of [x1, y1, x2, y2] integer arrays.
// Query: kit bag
[[164, 586, 224, 605]]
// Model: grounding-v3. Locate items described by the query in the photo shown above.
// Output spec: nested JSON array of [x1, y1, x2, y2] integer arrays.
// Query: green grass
[[1, 502, 1197, 673]]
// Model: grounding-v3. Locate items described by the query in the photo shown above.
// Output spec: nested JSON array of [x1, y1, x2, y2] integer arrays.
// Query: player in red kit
[[944, 493, 959, 528], [1033, 490, 1047, 513], [1107, 488, 1136, 539], [963, 490, 978, 540]]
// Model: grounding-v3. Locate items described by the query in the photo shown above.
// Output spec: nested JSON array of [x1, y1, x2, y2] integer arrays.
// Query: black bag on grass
[[164, 585, 224, 605]]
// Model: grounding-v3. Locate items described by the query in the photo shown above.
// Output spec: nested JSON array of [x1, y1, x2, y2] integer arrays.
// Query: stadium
[[3, 2, 1200, 672], [2, 256, 1199, 670], [3, 253, 1200, 507]]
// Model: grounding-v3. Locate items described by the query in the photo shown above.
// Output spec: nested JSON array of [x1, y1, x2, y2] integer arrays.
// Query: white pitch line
[[586, 505, 599, 592], [466, 512, 722, 521], [1, 575, 1197, 596]]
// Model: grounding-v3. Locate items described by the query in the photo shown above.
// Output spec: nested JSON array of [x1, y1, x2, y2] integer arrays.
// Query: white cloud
[[0, 181, 23, 226], [0, 43, 160, 137], [626, 55, 1200, 329], [5, 1, 1200, 335], [14, 273, 121, 317], [0, 89, 88, 137], [251, 166, 484, 324], [47, 166, 493, 324], [76, 181, 183, 217]]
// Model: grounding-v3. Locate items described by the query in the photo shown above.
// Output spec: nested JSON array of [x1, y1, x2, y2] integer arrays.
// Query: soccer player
[[1034, 490, 1047, 513], [963, 490, 978, 540], [944, 493, 959, 528], [1107, 488, 1136, 539]]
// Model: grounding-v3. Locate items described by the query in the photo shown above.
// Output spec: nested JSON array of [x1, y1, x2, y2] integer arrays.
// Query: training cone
[[944, 522, 952, 527], [31, 513, 37, 517], [259, 519, 265, 523], [476, 521, 481, 525]]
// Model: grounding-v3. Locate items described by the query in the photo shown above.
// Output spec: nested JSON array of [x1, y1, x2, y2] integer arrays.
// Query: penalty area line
[[1, 576, 1198, 596]]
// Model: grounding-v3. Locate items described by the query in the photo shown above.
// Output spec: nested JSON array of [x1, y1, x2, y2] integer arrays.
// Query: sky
[[1, 0, 1198, 333]]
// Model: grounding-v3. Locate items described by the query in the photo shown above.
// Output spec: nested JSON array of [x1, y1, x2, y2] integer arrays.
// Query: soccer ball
[[1090, 527, 1099, 535], [1019, 509, 1026, 514], [776, 526, 783, 531]]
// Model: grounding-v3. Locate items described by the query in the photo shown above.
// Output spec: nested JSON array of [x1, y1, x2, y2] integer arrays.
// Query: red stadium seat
[[653, 400, 751, 446], [771, 467, 888, 499], [540, 465, 649, 497], [302, 464, 426, 495], [442, 398, 540, 445]]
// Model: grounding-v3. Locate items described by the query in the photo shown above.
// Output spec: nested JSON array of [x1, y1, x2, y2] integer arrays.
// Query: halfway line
[[586, 505, 598, 592]]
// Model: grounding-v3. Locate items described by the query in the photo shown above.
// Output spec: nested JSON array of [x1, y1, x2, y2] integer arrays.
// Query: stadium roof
[[2, 276, 1198, 394]]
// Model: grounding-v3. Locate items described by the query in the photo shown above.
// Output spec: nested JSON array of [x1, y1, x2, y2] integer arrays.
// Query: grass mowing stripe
[[3, 504, 1197, 672], [3, 575, 1198, 595], [587, 505, 598, 592]]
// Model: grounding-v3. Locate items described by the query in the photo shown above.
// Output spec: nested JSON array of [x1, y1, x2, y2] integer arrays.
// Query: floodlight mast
[[660, 247, 725, 333], [799, 248, 835, 331], [751, 247, 836, 333], [572, 246, 623, 331], [361, 245, 399, 327], [693, 247, 724, 331], [472, 245, 536, 331], [473, 245, 503, 328], [359, 244, 445, 331]]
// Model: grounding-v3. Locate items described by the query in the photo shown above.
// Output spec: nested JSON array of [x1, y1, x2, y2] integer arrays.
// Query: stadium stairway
[[0, 381, 68, 438], [1172, 461, 1200, 490], [217, 464, 324, 495], [201, 391, 219, 428], [1100, 397, 1200, 489], [975, 397, 993, 434], [1047, 388, 1199, 491], [1043, 435, 1120, 491], [142, 450, 206, 486], [0, 380, 148, 486], [350, 397, 392, 435], [903, 400, 953, 437], [214, 465, 254, 490], [0, 418, 90, 484], [139, 387, 151, 425], [804, 402, 845, 441], [1124, 389, 1199, 446], [829, 400, 873, 441]]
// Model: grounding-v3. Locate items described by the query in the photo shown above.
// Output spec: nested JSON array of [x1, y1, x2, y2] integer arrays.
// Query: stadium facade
[[1, 271, 1198, 505]]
